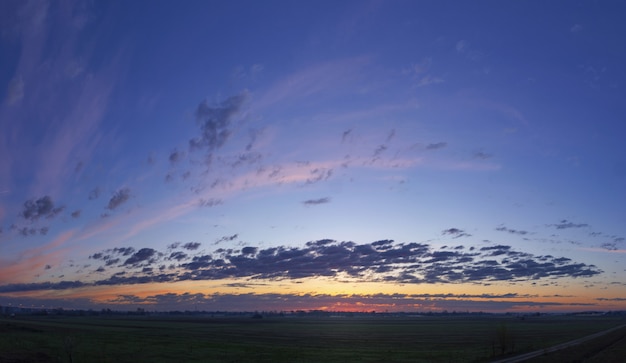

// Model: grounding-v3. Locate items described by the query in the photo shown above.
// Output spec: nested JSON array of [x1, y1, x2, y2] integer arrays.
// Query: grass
[[0, 314, 624, 362]]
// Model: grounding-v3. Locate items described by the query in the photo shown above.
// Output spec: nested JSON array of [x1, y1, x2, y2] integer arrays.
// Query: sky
[[1, 0, 625, 313]]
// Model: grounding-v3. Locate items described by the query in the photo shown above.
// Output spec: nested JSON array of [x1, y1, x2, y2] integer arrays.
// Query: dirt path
[[490, 324, 626, 363]]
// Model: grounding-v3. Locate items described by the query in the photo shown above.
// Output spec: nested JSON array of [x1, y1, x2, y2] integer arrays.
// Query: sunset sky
[[1, 0, 625, 313]]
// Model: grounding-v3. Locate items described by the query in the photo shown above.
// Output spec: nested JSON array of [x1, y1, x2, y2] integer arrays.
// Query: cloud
[[303, 197, 331, 206], [426, 142, 447, 150], [182, 242, 201, 251], [442, 228, 472, 238], [198, 198, 222, 207], [456, 40, 469, 53], [570, 24, 582, 33], [1, 238, 602, 302], [600, 243, 618, 251], [215, 234, 238, 244], [106, 188, 131, 210], [305, 168, 333, 184], [341, 129, 352, 143], [169, 149, 184, 164], [124, 248, 158, 266], [20, 196, 63, 221], [88, 187, 101, 200], [189, 92, 247, 152], [549, 220, 589, 230], [417, 75, 444, 87], [6, 75, 24, 105], [71, 210, 81, 218], [474, 151, 492, 160], [79, 239, 601, 287], [495, 226, 529, 236]]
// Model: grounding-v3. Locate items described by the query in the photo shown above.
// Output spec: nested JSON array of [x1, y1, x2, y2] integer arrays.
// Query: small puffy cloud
[[426, 142, 447, 150], [88, 187, 101, 200], [182, 242, 201, 251], [189, 92, 247, 152], [600, 243, 618, 251], [71, 210, 81, 218], [198, 198, 223, 207], [495, 226, 529, 235], [107, 188, 131, 210], [303, 197, 331, 206], [474, 151, 492, 160], [442, 228, 471, 238], [169, 149, 184, 164], [124, 248, 157, 266], [113, 247, 136, 256], [169, 251, 187, 261], [341, 129, 352, 143], [570, 24, 582, 33], [21, 196, 63, 221], [305, 168, 333, 184], [549, 220, 589, 230]]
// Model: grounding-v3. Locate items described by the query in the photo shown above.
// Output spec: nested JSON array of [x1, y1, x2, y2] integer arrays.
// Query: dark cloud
[[0, 290, 593, 312], [169, 149, 184, 164], [306, 168, 333, 184], [341, 129, 352, 143], [71, 210, 81, 218], [596, 297, 626, 301], [113, 247, 136, 256], [169, 251, 188, 261], [198, 198, 222, 207], [20, 196, 63, 221], [231, 152, 262, 168], [549, 220, 589, 229], [600, 243, 618, 251], [442, 228, 471, 238], [495, 226, 529, 235], [303, 197, 331, 206], [189, 92, 247, 152], [15, 240, 602, 296], [17, 226, 48, 237], [373, 144, 387, 157], [241, 247, 257, 255], [426, 142, 447, 150], [107, 188, 131, 210], [0, 281, 87, 293], [88, 187, 101, 200], [124, 248, 157, 266], [182, 242, 201, 251], [215, 234, 238, 244], [474, 151, 492, 159], [74, 161, 84, 173], [386, 129, 396, 143], [245, 128, 264, 151]]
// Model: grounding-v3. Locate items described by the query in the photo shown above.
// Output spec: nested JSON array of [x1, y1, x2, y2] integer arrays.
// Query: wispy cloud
[[548, 220, 589, 230], [303, 197, 331, 206], [107, 188, 131, 211]]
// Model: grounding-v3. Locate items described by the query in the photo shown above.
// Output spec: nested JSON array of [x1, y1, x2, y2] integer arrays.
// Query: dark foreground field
[[0, 314, 624, 362]]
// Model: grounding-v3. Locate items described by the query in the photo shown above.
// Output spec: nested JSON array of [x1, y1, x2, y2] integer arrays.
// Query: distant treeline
[[2, 305, 626, 318]]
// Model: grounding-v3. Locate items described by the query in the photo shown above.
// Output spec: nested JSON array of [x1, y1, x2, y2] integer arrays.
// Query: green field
[[1, 314, 624, 362]]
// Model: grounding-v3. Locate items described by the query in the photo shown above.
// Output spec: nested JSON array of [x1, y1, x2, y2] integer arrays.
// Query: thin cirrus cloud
[[303, 197, 331, 206]]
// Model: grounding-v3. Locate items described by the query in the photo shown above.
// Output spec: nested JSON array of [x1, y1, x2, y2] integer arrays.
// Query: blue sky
[[1, 0, 625, 312]]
